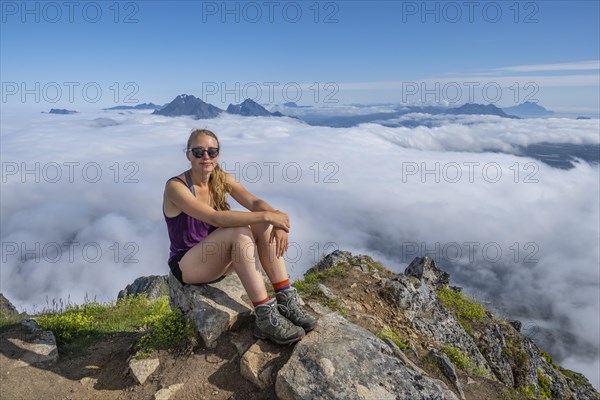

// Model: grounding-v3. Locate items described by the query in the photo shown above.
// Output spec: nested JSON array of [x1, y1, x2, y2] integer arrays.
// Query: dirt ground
[[1, 263, 508, 400], [0, 321, 287, 400]]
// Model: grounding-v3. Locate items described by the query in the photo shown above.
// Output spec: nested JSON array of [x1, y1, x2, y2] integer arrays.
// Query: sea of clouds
[[1, 109, 598, 388]]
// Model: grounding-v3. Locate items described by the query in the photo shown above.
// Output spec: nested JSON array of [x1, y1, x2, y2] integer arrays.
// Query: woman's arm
[[226, 173, 277, 212], [164, 179, 289, 230], [226, 174, 290, 257]]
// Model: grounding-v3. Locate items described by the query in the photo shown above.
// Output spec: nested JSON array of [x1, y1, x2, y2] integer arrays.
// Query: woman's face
[[187, 134, 219, 174]]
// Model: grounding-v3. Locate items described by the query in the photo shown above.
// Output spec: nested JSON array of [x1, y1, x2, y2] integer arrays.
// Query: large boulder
[[276, 312, 452, 400], [168, 272, 253, 348]]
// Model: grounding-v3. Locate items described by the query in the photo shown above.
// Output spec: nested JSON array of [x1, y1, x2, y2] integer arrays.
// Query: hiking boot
[[254, 298, 305, 345], [276, 287, 317, 332]]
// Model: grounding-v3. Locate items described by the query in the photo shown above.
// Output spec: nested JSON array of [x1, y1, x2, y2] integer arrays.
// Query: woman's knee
[[222, 226, 254, 244]]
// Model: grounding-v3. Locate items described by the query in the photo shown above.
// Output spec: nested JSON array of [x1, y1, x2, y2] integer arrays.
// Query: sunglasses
[[188, 147, 219, 159]]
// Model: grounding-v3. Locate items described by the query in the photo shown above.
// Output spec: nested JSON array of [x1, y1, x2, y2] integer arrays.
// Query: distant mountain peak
[[502, 102, 555, 118], [447, 103, 517, 118], [227, 98, 284, 117], [153, 94, 223, 119]]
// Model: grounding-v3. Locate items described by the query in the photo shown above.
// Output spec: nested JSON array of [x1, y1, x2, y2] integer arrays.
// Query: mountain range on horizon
[[101, 95, 563, 121]]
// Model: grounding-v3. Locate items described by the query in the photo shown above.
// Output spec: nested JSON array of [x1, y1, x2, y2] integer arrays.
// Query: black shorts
[[168, 250, 189, 285], [168, 250, 227, 286]]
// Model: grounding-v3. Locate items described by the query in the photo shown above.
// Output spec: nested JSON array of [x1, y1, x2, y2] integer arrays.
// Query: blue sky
[[1, 0, 599, 112]]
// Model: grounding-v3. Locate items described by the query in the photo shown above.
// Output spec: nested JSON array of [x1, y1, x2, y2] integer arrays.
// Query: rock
[[477, 323, 514, 386], [0, 293, 19, 316], [276, 313, 449, 400], [429, 348, 465, 400], [20, 319, 42, 332], [229, 332, 254, 357], [7, 329, 58, 365], [240, 342, 281, 390], [118, 275, 169, 300], [508, 320, 522, 332], [382, 337, 427, 376], [79, 377, 97, 389], [315, 283, 337, 300], [154, 383, 184, 400], [381, 274, 491, 374], [129, 357, 160, 385], [404, 256, 450, 289], [306, 301, 331, 316], [168, 272, 253, 348], [307, 250, 354, 274]]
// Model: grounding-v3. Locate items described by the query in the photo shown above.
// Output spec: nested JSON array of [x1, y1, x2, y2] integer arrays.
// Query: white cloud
[[1, 109, 598, 389], [496, 60, 600, 73]]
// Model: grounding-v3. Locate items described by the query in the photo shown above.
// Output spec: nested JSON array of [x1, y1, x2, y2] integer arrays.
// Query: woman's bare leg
[[179, 226, 268, 303], [250, 222, 289, 284]]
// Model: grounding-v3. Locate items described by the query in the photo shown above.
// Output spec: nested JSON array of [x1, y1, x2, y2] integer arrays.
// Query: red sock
[[252, 296, 270, 307], [273, 279, 290, 293]]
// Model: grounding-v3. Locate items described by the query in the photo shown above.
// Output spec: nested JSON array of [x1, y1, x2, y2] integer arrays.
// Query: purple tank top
[[164, 176, 218, 259]]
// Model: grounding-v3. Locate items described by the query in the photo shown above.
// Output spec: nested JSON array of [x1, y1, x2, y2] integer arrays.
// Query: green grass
[[0, 311, 28, 331], [292, 264, 349, 315], [437, 287, 487, 338], [35, 295, 193, 356], [292, 264, 347, 295], [437, 287, 487, 321], [540, 349, 559, 371], [442, 345, 471, 370], [377, 327, 410, 350], [441, 345, 490, 377], [537, 368, 552, 399], [560, 367, 591, 387]]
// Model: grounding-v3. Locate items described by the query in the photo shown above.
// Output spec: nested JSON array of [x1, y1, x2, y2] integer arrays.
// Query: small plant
[[441, 345, 490, 378], [537, 368, 552, 399], [292, 264, 349, 316], [437, 287, 487, 322], [539, 349, 559, 371], [134, 306, 193, 355], [442, 345, 471, 370], [377, 327, 410, 350]]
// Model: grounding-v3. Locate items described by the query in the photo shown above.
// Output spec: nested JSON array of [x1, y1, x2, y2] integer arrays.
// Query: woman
[[163, 128, 316, 345]]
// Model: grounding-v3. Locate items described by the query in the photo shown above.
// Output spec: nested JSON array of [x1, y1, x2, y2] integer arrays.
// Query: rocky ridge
[[1, 251, 598, 400]]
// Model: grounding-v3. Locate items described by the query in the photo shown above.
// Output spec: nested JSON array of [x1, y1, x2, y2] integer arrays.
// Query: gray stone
[[429, 348, 465, 400], [168, 272, 253, 348], [381, 274, 491, 374], [6, 329, 58, 365], [154, 383, 184, 400], [129, 357, 160, 385], [119, 275, 169, 300], [478, 323, 514, 386], [276, 313, 449, 400], [20, 318, 42, 332], [240, 342, 280, 390], [315, 283, 337, 300], [382, 337, 427, 376], [307, 250, 354, 274], [404, 256, 450, 289]]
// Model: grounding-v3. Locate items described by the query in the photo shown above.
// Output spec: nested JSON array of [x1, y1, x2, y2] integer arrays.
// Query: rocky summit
[[1, 251, 598, 400]]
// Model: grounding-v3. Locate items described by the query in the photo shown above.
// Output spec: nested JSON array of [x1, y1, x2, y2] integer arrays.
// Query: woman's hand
[[267, 210, 290, 232], [269, 226, 289, 259]]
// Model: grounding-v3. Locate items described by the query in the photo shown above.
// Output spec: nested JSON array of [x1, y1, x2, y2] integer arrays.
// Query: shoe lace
[[278, 291, 305, 318], [267, 301, 289, 328]]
